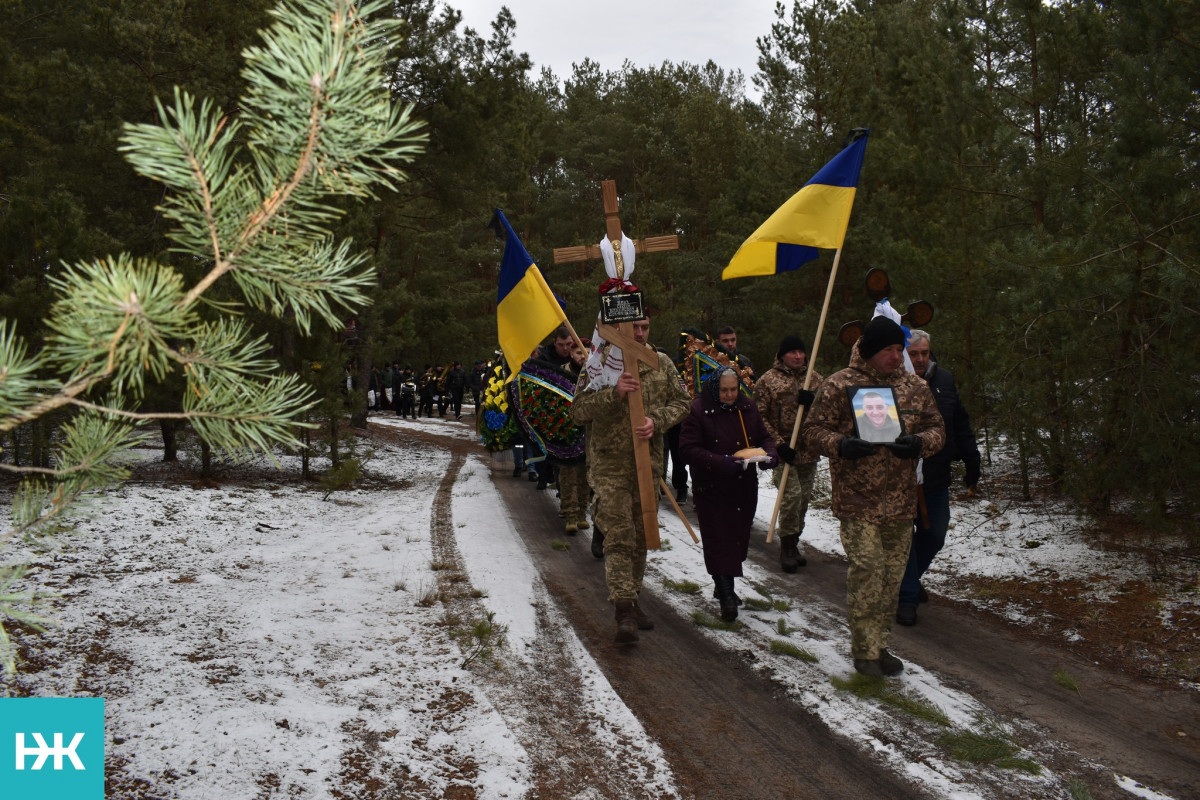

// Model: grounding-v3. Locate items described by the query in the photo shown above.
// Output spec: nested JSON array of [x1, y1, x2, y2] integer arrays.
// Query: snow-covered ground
[[1, 414, 1191, 799]]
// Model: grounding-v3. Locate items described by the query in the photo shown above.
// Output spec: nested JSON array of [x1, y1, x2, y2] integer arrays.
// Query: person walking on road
[[571, 316, 690, 644], [755, 335, 824, 573], [802, 316, 945, 678], [896, 329, 982, 626], [680, 366, 778, 621]]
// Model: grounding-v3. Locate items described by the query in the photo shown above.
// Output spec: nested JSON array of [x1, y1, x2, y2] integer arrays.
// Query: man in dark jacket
[[896, 329, 982, 626], [467, 361, 486, 415], [397, 366, 417, 419], [417, 365, 436, 417], [446, 361, 467, 419], [716, 325, 754, 377]]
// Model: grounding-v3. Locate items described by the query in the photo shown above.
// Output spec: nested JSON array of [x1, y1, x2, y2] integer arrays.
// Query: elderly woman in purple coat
[[680, 365, 778, 621]]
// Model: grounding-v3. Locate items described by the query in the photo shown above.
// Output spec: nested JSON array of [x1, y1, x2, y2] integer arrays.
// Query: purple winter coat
[[679, 389, 778, 577]]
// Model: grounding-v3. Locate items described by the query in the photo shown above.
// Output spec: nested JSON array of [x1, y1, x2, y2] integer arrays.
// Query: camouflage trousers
[[593, 478, 653, 604], [557, 461, 588, 524], [772, 461, 817, 537], [838, 517, 912, 660]]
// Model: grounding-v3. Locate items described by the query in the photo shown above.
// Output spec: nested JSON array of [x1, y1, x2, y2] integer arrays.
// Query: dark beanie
[[859, 316, 906, 360], [777, 335, 807, 359]]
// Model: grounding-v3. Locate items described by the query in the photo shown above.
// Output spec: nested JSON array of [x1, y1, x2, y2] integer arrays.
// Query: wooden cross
[[552, 180, 680, 265], [554, 180, 679, 549]]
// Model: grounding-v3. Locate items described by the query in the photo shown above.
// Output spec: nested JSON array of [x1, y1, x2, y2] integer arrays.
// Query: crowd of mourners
[[364, 314, 981, 679], [361, 361, 490, 421]]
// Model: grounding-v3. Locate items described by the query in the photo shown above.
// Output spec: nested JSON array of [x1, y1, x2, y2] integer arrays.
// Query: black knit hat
[[859, 316, 906, 360], [777, 335, 807, 359]]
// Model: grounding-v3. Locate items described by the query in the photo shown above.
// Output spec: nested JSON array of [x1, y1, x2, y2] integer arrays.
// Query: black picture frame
[[847, 385, 905, 443], [599, 290, 646, 324]]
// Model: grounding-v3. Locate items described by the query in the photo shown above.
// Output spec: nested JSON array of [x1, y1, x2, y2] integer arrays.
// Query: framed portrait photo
[[847, 386, 905, 443]]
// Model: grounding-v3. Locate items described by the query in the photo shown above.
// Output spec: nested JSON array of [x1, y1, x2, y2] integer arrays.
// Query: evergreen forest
[[2, 0, 1198, 531]]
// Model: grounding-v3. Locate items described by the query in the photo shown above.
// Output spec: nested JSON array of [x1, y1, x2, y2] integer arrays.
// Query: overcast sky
[[446, 0, 782, 98]]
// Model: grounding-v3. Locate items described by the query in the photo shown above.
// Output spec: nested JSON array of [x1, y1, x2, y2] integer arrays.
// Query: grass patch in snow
[[663, 578, 701, 594], [416, 584, 440, 607], [455, 611, 507, 669], [937, 726, 1041, 774], [692, 611, 744, 631], [743, 597, 774, 611], [831, 673, 952, 727], [770, 639, 818, 662]]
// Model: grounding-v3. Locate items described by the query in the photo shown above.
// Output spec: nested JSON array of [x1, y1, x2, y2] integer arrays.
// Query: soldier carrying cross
[[565, 181, 691, 644]]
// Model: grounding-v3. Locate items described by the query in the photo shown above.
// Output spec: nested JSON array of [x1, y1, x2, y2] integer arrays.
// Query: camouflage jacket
[[754, 358, 825, 464], [801, 341, 945, 524], [571, 345, 691, 484]]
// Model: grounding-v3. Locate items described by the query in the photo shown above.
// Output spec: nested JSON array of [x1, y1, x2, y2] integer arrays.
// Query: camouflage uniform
[[755, 358, 825, 538], [557, 460, 588, 529], [571, 345, 691, 603], [802, 341, 945, 660]]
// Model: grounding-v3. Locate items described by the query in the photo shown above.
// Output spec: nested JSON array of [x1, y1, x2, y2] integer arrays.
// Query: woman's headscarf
[[704, 365, 739, 409]]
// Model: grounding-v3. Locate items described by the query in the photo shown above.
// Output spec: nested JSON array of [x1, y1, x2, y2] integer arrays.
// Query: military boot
[[878, 648, 904, 676], [614, 601, 639, 643], [632, 600, 655, 630], [780, 534, 806, 572], [853, 658, 884, 678]]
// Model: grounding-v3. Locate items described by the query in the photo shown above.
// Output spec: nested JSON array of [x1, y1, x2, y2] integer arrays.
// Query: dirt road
[[413, 423, 1199, 800]]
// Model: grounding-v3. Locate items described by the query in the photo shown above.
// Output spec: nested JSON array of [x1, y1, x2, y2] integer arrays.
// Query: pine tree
[[0, 0, 426, 676]]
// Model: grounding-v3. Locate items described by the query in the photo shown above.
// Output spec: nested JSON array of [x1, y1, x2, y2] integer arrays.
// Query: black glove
[[797, 388, 816, 407], [888, 434, 923, 459], [964, 460, 981, 488], [776, 442, 797, 465], [717, 455, 743, 475], [838, 437, 877, 459]]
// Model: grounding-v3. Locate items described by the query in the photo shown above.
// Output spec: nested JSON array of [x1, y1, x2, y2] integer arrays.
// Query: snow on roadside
[[445, 445, 679, 797], [643, 460, 1187, 800], [2, 428, 675, 799], [4, 417, 1190, 799]]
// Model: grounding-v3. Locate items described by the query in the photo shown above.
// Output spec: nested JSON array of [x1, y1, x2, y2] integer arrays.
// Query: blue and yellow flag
[[722, 131, 869, 280], [490, 209, 567, 374]]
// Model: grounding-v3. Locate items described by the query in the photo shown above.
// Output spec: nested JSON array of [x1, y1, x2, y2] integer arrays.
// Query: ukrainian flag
[[722, 131, 869, 280], [490, 209, 567, 374]]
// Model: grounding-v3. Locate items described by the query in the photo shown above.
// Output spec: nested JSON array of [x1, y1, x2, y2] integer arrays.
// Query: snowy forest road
[[414, 422, 1199, 800], [489, 461, 916, 800]]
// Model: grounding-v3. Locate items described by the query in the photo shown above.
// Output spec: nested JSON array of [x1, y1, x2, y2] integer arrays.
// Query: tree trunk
[[161, 420, 178, 462], [302, 423, 311, 479]]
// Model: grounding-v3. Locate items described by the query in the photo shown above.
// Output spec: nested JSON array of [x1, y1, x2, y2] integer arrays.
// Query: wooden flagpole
[[766, 246, 845, 544]]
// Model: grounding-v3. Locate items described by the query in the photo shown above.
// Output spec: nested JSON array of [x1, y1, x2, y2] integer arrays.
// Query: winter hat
[[859, 316, 906, 360], [777, 335, 807, 359]]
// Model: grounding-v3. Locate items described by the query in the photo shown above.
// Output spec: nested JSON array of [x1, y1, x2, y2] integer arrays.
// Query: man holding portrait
[[802, 316, 945, 677]]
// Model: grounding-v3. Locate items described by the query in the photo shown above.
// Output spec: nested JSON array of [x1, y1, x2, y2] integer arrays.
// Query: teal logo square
[[0, 697, 105, 800]]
